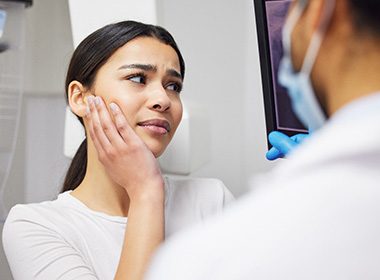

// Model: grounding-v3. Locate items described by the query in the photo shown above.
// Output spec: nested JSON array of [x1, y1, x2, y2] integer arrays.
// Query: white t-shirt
[[2, 176, 233, 280]]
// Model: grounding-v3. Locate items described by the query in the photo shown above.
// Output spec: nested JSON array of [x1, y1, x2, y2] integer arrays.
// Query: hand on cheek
[[85, 96, 164, 201]]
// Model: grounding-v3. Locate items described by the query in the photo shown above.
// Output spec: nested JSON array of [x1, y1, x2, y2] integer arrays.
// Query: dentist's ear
[[67, 81, 91, 117]]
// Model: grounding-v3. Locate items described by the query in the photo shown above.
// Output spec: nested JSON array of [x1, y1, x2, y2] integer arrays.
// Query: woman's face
[[89, 37, 183, 157]]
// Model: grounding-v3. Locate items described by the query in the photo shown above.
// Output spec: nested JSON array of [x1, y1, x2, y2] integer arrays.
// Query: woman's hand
[[86, 96, 164, 200], [86, 96, 166, 280]]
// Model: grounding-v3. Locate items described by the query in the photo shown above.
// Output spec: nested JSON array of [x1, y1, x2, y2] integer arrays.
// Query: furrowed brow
[[118, 64, 157, 72], [167, 69, 182, 80]]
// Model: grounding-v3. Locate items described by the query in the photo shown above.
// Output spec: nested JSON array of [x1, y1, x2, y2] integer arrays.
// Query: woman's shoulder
[[2, 193, 101, 279], [6, 192, 70, 216], [6, 196, 60, 220], [3, 192, 75, 235]]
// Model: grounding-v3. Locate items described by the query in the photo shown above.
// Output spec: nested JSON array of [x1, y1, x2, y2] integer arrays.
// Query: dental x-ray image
[[254, 0, 307, 140]]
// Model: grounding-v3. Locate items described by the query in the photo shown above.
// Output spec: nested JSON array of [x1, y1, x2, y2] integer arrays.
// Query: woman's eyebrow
[[118, 64, 157, 71], [167, 69, 182, 80], [118, 63, 182, 80]]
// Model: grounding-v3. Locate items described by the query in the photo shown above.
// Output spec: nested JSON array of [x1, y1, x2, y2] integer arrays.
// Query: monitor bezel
[[253, 0, 307, 147]]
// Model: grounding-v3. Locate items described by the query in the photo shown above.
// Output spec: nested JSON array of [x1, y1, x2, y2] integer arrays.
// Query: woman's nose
[[149, 86, 171, 112]]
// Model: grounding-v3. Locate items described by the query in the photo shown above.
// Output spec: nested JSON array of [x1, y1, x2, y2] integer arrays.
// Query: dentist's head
[[62, 21, 185, 191], [279, 0, 380, 131]]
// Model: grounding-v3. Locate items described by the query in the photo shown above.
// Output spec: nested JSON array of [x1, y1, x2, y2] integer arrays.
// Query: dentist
[[146, 0, 380, 279]]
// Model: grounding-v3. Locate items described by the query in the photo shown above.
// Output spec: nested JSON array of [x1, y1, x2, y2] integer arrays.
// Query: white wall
[[0, 0, 73, 279], [0, 95, 70, 280], [23, 95, 70, 203], [157, 0, 273, 196], [68, 0, 157, 47]]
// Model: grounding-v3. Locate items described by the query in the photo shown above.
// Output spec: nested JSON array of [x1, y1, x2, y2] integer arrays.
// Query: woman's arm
[[115, 193, 164, 279], [86, 96, 164, 280]]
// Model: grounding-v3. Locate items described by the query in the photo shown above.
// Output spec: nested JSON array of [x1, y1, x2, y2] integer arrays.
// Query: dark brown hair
[[349, 0, 380, 37]]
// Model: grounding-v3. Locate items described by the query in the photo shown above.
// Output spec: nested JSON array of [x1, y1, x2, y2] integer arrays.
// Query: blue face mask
[[278, 0, 335, 132]]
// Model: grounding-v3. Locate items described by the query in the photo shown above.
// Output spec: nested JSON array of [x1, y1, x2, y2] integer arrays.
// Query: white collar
[[329, 92, 380, 125]]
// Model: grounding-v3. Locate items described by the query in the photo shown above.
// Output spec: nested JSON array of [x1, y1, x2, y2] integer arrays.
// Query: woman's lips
[[137, 119, 171, 135]]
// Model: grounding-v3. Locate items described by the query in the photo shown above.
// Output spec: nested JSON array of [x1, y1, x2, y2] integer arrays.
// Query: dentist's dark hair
[[62, 20, 185, 192], [349, 0, 380, 37]]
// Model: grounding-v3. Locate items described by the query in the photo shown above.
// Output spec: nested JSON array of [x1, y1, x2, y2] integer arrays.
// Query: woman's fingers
[[86, 96, 143, 165], [109, 102, 138, 143], [86, 96, 109, 156], [93, 96, 125, 148], [87, 96, 115, 156], [85, 98, 163, 196]]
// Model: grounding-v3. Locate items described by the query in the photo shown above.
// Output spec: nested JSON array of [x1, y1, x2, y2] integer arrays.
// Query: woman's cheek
[[173, 101, 183, 130], [112, 95, 138, 119]]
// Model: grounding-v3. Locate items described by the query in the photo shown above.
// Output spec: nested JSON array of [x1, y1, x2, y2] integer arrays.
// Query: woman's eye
[[166, 83, 182, 94], [128, 75, 146, 84]]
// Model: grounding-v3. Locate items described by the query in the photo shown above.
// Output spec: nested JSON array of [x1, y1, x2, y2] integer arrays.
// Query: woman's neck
[[71, 146, 130, 217]]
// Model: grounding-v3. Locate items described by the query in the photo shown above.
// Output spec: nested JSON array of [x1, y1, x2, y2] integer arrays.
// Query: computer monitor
[[253, 0, 307, 143]]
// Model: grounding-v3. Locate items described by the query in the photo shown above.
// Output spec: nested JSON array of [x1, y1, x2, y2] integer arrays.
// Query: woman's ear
[[67, 81, 90, 117]]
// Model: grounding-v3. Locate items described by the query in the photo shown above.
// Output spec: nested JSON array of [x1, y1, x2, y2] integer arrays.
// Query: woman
[[3, 21, 233, 280]]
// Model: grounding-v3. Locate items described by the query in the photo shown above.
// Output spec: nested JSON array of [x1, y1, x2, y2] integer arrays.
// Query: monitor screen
[[254, 0, 307, 141]]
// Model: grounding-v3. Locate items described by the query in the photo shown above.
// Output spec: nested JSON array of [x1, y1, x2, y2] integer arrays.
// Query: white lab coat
[[145, 93, 380, 280]]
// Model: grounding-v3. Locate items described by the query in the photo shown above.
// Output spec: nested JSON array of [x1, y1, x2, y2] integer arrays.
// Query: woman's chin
[[146, 142, 167, 158], [138, 134, 170, 158], [135, 125, 177, 158], [151, 148, 165, 158]]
